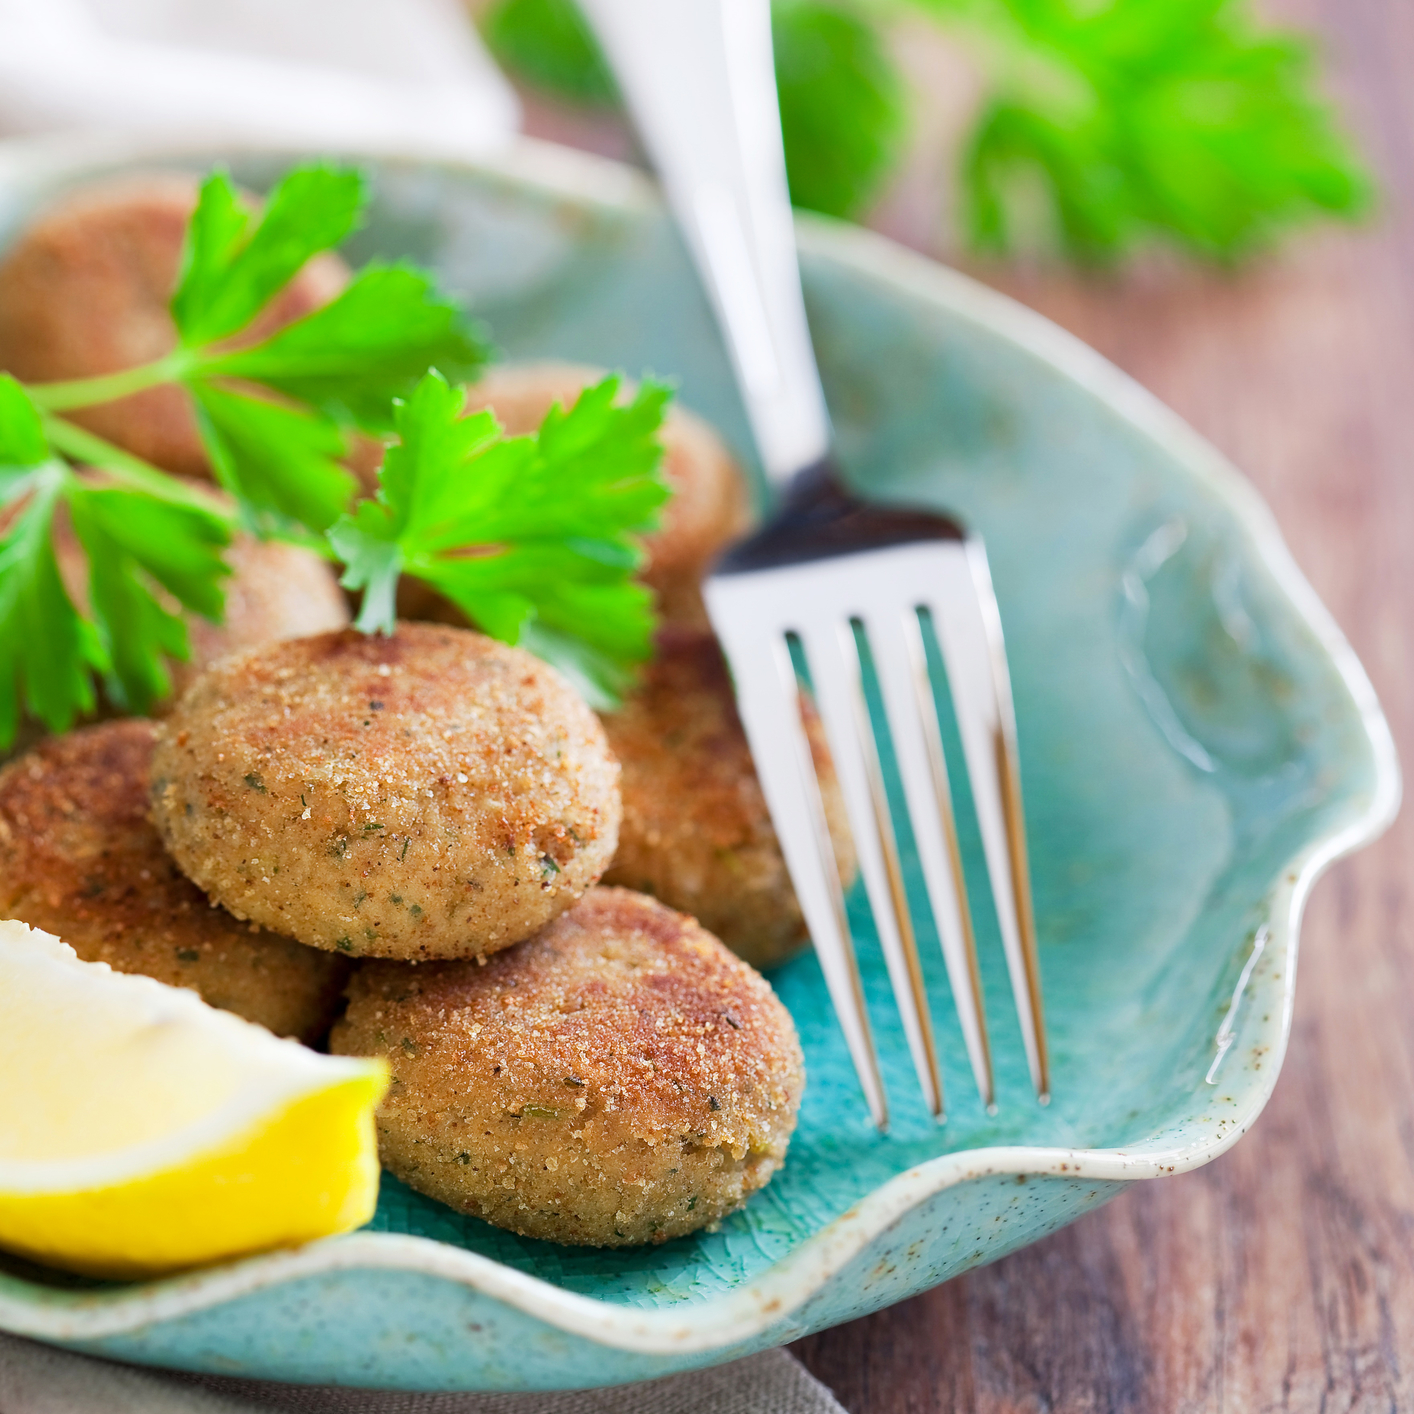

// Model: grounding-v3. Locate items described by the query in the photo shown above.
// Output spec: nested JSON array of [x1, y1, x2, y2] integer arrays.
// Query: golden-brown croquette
[[601, 628, 856, 971], [464, 363, 753, 623], [331, 887, 804, 1246], [175, 534, 350, 700], [0, 721, 348, 1041], [0, 174, 348, 479], [151, 625, 621, 961]]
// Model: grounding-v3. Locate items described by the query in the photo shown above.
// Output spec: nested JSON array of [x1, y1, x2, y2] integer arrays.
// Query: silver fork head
[[581, 0, 1046, 1126], [704, 531, 1048, 1129]]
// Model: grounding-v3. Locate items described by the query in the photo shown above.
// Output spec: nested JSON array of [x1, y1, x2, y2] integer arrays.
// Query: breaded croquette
[[151, 625, 621, 961], [0, 721, 348, 1041], [602, 628, 856, 970], [175, 533, 350, 701], [332, 887, 804, 1246]]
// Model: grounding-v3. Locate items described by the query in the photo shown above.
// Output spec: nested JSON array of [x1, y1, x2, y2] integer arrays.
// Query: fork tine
[[926, 541, 1049, 1101], [796, 620, 944, 1120], [719, 624, 890, 1129], [867, 602, 995, 1110]]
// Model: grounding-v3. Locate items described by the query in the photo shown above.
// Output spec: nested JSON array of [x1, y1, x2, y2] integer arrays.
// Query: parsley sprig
[[0, 375, 229, 739], [332, 369, 671, 708], [29, 164, 487, 533], [939, 0, 1371, 260], [483, 0, 1369, 262], [0, 162, 670, 747]]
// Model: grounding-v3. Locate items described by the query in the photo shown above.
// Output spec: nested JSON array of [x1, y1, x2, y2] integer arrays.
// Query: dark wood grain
[[524, 0, 1412, 1405]]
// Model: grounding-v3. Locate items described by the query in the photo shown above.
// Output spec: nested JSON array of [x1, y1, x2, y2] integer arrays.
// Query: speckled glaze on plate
[[0, 135, 1399, 1393]]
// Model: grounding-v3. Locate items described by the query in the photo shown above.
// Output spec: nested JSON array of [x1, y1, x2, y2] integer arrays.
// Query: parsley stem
[[27, 350, 197, 412], [40, 414, 340, 562], [40, 415, 238, 524]]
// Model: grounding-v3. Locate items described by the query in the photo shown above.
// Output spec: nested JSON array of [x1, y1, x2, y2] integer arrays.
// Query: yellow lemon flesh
[[0, 921, 388, 1279]]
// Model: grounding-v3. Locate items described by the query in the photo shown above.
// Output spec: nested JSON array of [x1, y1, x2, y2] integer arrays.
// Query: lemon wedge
[[0, 921, 388, 1278]]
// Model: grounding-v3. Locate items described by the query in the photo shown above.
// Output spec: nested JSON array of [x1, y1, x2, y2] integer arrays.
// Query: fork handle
[[577, 0, 832, 487]]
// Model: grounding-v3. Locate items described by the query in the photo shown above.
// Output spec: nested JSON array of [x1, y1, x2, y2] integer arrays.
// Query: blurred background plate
[[0, 136, 1398, 1393]]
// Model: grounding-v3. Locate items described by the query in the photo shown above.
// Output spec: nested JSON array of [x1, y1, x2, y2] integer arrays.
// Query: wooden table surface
[[528, 0, 1413, 1406]]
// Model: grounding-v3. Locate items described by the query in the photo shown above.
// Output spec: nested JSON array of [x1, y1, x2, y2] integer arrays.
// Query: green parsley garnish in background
[[0, 162, 671, 747], [480, 0, 1371, 262]]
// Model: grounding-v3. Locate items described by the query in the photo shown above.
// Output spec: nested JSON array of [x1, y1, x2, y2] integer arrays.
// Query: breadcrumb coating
[[150, 625, 621, 960], [602, 628, 856, 970], [0, 720, 347, 1041], [332, 887, 804, 1246]]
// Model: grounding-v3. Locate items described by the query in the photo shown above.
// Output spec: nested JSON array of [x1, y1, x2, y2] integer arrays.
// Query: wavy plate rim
[[0, 132, 1400, 1358]]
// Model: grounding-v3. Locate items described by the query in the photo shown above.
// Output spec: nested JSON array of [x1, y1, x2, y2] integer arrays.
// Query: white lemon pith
[[0, 921, 388, 1278]]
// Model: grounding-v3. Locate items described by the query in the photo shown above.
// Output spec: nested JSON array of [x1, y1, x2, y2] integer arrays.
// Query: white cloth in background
[[0, 0, 519, 156], [0, 1331, 846, 1414]]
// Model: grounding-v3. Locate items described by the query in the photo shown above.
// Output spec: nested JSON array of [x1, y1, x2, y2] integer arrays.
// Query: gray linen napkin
[[0, 1332, 845, 1414]]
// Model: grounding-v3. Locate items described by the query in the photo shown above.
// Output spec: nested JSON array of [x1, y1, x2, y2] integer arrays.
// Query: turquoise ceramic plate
[[0, 136, 1399, 1393]]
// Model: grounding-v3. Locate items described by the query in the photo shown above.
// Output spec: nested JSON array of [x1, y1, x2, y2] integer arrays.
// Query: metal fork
[[580, 0, 1048, 1128]]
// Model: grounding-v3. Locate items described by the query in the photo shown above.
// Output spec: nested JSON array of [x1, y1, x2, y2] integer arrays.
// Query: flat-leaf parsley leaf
[[171, 164, 366, 347], [332, 370, 671, 708]]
